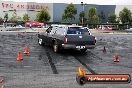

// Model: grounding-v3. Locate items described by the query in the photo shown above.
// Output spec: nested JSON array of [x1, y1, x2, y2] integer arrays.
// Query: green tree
[[0, 17, 4, 24], [23, 13, 30, 22], [9, 14, 21, 23], [79, 11, 85, 20], [62, 3, 77, 22], [108, 13, 117, 23], [88, 7, 96, 19], [91, 15, 99, 24], [119, 7, 132, 24], [79, 11, 87, 24], [35, 9, 51, 22], [4, 13, 8, 22], [98, 11, 105, 23], [88, 7, 99, 24]]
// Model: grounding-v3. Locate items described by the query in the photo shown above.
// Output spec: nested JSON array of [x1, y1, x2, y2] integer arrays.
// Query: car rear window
[[67, 27, 89, 34]]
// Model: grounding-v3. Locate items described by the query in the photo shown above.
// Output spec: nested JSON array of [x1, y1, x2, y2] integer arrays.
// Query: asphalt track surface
[[0, 32, 132, 88]]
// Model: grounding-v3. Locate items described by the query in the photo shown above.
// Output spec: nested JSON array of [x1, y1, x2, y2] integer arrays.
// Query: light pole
[[81, 2, 86, 26]]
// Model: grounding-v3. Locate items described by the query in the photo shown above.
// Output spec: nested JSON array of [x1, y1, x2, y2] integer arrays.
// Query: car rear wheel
[[80, 49, 87, 53], [38, 38, 44, 46], [53, 41, 59, 53]]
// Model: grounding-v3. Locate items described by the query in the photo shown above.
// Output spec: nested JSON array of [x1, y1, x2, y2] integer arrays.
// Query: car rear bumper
[[61, 44, 95, 49]]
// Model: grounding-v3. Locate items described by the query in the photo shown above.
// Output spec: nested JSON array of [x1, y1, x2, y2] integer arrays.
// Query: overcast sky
[[2, 0, 132, 5]]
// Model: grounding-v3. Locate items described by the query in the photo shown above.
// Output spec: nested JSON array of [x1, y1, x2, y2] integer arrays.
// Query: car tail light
[[93, 38, 96, 45], [64, 36, 67, 44]]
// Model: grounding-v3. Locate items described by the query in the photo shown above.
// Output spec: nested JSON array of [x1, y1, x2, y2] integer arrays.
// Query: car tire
[[80, 49, 87, 53], [53, 41, 59, 53], [38, 38, 44, 46], [76, 75, 86, 85]]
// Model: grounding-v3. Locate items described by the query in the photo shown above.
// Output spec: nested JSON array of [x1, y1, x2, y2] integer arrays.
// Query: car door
[[45, 26, 53, 45], [47, 27, 57, 46], [54, 27, 66, 44]]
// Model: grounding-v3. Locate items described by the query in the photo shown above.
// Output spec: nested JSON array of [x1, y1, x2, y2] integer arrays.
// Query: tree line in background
[[0, 8, 51, 24], [62, 3, 132, 25], [0, 3, 131, 26]]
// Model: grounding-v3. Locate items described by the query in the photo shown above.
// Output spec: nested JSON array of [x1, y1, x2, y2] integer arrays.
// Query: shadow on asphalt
[[41, 45, 95, 65], [42, 45, 88, 56]]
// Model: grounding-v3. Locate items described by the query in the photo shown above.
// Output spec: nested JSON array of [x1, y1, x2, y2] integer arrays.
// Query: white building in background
[[0, 1, 53, 22]]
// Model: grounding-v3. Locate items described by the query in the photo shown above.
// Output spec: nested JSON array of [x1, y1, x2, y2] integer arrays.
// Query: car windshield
[[67, 27, 89, 34]]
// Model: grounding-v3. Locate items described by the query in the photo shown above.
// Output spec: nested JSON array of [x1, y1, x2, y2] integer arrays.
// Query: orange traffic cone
[[114, 52, 119, 63], [103, 46, 106, 53], [78, 66, 86, 76], [17, 52, 22, 61], [24, 45, 29, 55]]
